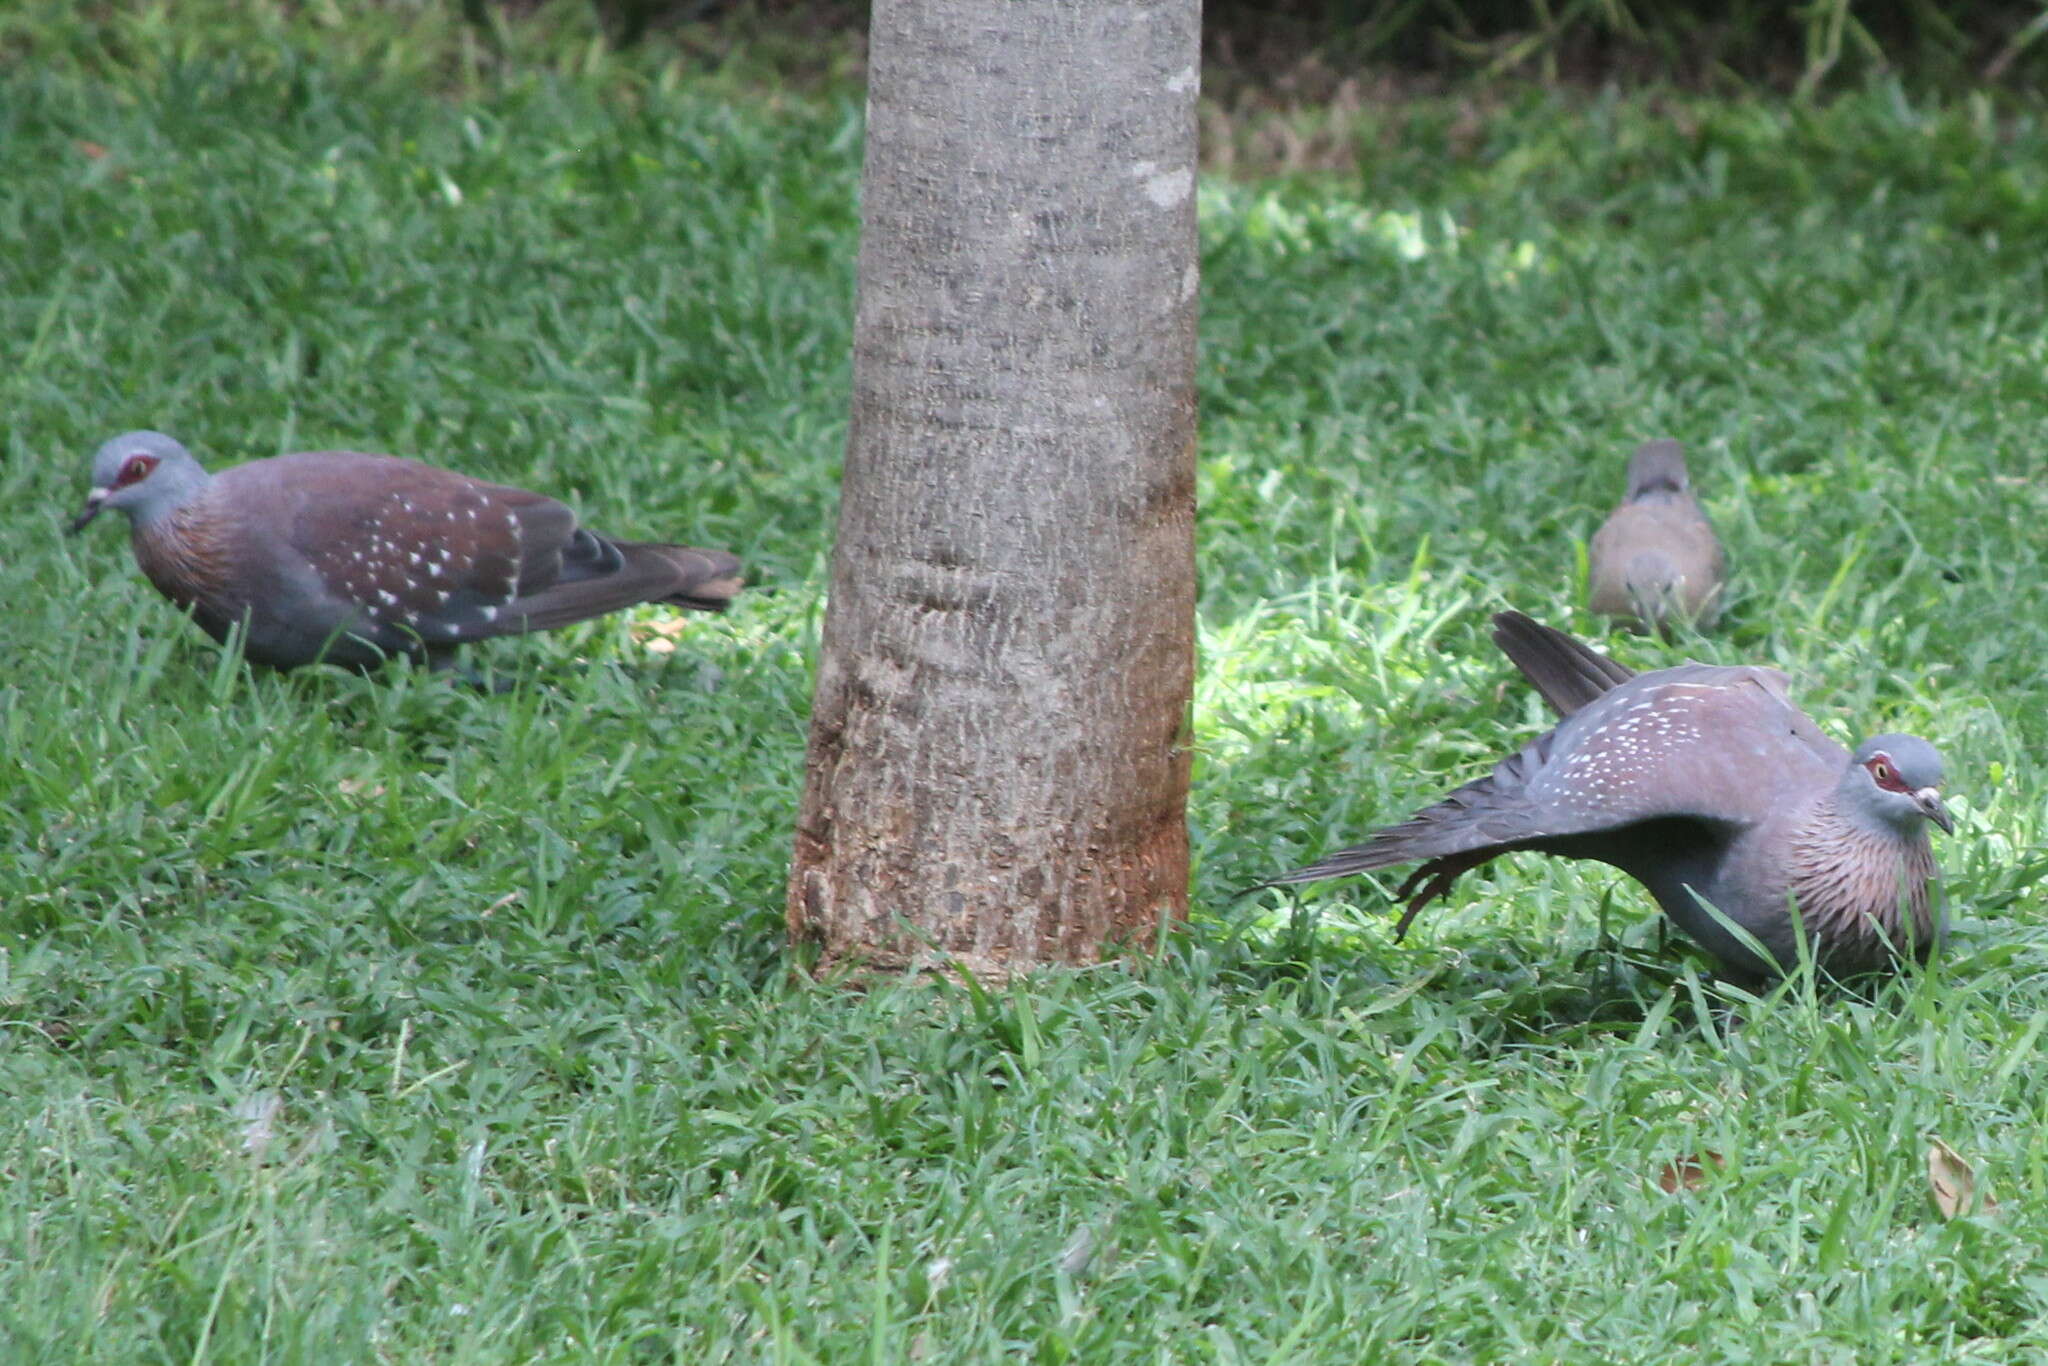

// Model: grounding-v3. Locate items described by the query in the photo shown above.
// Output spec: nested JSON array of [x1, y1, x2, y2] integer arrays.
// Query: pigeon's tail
[[496, 539, 743, 633], [1491, 611, 1634, 719], [637, 543, 745, 612]]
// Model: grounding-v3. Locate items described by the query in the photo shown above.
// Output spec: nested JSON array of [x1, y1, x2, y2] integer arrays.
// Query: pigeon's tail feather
[[1491, 611, 1634, 718], [634, 543, 745, 612], [496, 541, 742, 633]]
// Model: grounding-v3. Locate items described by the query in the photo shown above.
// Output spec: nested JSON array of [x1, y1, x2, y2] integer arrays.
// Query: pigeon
[[1588, 440, 1725, 633], [70, 431, 742, 672], [1261, 612, 1953, 984]]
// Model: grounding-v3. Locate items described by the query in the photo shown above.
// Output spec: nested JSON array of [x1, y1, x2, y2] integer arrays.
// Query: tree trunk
[[787, 0, 1201, 977]]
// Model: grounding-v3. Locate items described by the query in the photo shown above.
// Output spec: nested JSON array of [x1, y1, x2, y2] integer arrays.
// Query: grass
[[8, 7, 2048, 1362]]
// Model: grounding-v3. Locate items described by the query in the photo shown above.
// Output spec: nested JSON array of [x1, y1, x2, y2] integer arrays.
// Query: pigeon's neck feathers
[[1791, 779, 1939, 949]]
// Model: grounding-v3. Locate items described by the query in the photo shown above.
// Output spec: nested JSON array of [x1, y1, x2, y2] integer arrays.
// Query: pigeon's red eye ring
[[117, 455, 159, 487], [1866, 756, 1907, 791]]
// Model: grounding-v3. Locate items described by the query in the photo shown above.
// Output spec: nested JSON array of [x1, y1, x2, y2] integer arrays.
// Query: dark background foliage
[[547, 0, 2048, 92]]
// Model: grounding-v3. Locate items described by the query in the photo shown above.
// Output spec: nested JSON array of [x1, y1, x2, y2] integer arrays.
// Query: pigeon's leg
[[1389, 850, 1498, 940], [1573, 886, 1626, 984]]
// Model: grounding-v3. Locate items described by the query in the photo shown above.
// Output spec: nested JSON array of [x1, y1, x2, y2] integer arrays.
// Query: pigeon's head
[[1624, 439, 1692, 499], [1848, 734, 1953, 836], [71, 431, 208, 532]]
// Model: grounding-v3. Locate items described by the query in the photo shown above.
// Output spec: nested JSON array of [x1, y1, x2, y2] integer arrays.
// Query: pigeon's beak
[[1914, 787, 1954, 835], [68, 488, 109, 534]]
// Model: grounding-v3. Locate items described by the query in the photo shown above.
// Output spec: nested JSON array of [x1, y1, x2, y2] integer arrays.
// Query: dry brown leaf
[[1657, 1151, 1724, 1194], [642, 636, 678, 655], [77, 140, 108, 160], [1928, 1138, 1998, 1219], [337, 778, 386, 798], [631, 614, 693, 643]]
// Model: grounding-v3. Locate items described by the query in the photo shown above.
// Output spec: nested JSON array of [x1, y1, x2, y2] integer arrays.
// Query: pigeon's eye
[[1866, 757, 1907, 791], [117, 455, 159, 487]]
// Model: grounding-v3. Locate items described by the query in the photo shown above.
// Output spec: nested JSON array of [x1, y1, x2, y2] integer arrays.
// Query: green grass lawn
[[7, 9, 2048, 1361]]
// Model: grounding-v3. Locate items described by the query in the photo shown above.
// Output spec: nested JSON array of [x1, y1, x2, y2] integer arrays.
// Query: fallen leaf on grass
[[1928, 1138, 1998, 1219], [234, 1090, 282, 1161], [632, 614, 694, 641], [1657, 1151, 1724, 1194], [632, 613, 698, 654], [75, 141, 130, 180], [1057, 1225, 1098, 1275]]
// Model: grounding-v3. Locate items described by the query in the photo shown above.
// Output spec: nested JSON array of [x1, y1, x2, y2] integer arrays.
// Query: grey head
[[70, 431, 213, 534], [1624, 440, 1692, 501], [1843, 733, 1953, 836]]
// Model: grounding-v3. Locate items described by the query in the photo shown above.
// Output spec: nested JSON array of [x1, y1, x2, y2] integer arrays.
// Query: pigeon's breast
[[131, 504, 245, 640]]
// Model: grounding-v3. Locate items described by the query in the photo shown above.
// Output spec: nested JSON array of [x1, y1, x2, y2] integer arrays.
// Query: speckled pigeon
[[69, 431, 743, 672], [1261, 612, 1953, 983], [1588, 440, 1725, 634]]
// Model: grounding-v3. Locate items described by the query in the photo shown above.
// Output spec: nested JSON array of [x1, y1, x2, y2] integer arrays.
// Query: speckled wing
[[1266, 663, 1846, 886], [270, 450, 743, 657], [1526, 665, 1845, 830], [268, 451, 574, 653]]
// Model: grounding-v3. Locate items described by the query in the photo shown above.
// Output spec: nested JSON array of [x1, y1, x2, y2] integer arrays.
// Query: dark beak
[[68, 488, 109, 534], [1914, 787, 1954, 835]]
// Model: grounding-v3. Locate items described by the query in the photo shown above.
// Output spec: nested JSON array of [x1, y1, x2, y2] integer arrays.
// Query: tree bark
[[787, 0, 1201, 977]]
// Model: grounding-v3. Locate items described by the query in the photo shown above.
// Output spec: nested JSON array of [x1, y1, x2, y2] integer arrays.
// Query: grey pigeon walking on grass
[[1588, 440, 1725, 634], [1261, 612, 1953, 984], [70, 431, 743, 672]]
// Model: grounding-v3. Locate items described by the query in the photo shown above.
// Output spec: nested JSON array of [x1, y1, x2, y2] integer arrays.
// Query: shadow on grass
[[1176, 902, 1689, 1042]]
